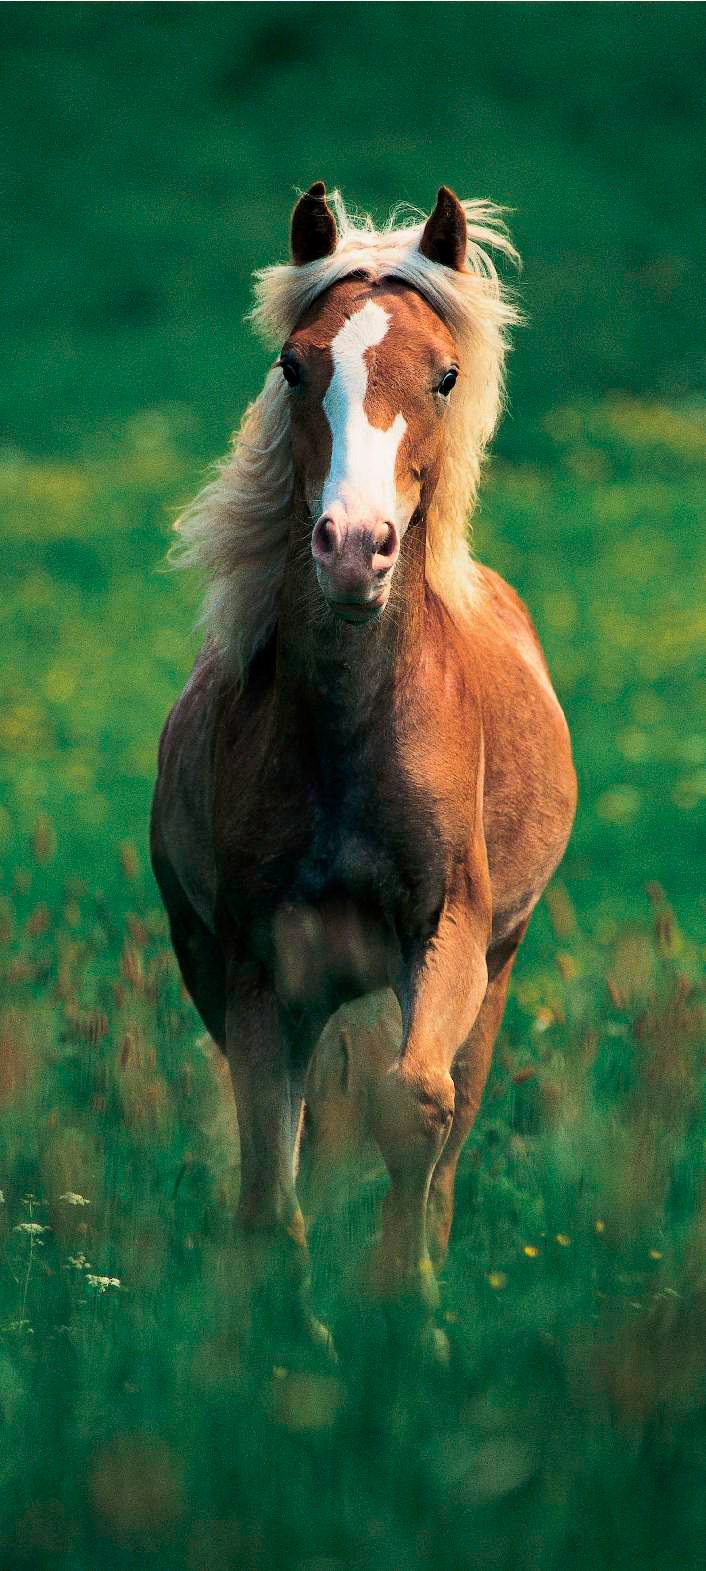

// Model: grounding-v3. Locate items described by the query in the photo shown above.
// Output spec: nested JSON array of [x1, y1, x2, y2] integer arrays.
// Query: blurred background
[[0, 7, 705, 1569]]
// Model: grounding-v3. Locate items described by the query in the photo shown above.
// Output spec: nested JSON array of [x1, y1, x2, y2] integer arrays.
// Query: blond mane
[[174, 191, 520, 681]]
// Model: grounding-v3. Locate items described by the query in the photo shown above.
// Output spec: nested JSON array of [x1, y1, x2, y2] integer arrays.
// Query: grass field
[[1, 6, 705, 1568]]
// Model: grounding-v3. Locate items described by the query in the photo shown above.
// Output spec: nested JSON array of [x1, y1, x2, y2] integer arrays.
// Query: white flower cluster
[[65, 1254, 121, 1291], [86, 1274, 121, 1293]]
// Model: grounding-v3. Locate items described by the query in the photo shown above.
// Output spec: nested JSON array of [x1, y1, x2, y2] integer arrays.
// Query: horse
[[151, 182, 576, 1352]]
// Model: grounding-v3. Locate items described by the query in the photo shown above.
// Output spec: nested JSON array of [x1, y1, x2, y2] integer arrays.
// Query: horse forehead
[[328, 299, 395, 376], [295, 279, 451, 362], [365, 283, 454, 352]]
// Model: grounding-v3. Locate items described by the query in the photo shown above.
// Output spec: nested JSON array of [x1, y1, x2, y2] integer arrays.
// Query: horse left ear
[[291, 181, 338, 265], [419, 186, 467, 271]]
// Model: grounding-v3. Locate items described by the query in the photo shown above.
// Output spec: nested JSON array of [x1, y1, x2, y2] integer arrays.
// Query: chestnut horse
[[151, 183, 576, 1347]]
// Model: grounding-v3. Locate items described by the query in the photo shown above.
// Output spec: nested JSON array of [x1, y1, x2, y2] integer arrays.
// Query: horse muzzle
[[311, 509, 399, 623]]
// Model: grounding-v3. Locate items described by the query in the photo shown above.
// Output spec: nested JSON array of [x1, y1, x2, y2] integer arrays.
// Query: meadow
[[1, 6, 705, 1568]]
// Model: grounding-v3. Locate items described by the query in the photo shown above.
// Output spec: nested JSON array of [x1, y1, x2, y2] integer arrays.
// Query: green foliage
[[0, 4, 704, 460], [1, 5, 705, 1566]]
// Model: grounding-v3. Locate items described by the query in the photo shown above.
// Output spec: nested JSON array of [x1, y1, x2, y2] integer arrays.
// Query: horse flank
[[172, 192, 521, 684]]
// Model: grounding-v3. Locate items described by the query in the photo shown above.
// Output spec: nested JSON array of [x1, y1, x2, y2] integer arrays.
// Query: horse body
[[151, 183, 576, 1338]]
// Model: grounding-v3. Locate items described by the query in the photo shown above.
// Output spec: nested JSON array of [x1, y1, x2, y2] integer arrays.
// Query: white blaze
[[321, 301, 407, 525]]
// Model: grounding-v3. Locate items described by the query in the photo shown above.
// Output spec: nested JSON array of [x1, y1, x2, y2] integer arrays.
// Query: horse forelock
[[172, 192, 520, 684]]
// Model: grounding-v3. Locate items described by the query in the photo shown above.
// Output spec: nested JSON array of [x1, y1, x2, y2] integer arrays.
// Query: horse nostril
[[374, 522, 399, 565], [312, 515, 338, 562]]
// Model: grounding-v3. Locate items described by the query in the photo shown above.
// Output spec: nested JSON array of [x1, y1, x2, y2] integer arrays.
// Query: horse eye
[[437, 368, 458, 397], [279, 356, 302, 389]]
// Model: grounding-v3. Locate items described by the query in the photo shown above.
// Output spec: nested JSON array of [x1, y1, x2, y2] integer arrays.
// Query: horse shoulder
[[405, 600, 486, 826], [467, 565, 577, 927]]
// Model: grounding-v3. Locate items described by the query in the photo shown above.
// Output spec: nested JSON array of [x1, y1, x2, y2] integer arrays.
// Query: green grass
[[2, 5, 706, 1566]]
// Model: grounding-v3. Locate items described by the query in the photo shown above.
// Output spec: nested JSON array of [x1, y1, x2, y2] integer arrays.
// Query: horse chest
[[266, 783, 447, 1007], [224, 740, 447, 944], [292, 765, 448, 935]]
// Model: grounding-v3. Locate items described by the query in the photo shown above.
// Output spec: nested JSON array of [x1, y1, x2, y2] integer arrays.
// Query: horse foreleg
[[368, 904, 489, 1312], [225, 979, 331, 1356], [426, 944, 520, 1269]]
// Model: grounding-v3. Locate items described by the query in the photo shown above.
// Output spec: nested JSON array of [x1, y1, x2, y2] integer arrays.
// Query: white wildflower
[[67, 1253, 91, 1271], [14, 1222, 49, 1236], [86, 1274, 121, 1293], [58, 1192, 90, 1207]]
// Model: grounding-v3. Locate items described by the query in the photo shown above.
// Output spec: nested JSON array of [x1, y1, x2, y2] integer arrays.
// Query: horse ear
[[290, 181, 338, 265], [419, 186, 467, 271]]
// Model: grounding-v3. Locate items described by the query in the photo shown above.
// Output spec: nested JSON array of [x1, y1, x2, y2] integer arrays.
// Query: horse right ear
[[291, 181, 338, 265], [419, 186, 468, 271]]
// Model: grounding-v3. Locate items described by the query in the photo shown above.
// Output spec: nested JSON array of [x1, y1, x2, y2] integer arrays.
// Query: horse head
[[281, 182, 467, 623]]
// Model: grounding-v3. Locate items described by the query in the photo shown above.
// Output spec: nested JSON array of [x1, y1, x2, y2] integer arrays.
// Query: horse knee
[[406, 1065, 455, 1146], [375, 1062, 455, 1169]]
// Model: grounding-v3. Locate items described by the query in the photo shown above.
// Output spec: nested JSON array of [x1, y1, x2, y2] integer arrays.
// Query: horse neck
[[274, 508, 428, 740]]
